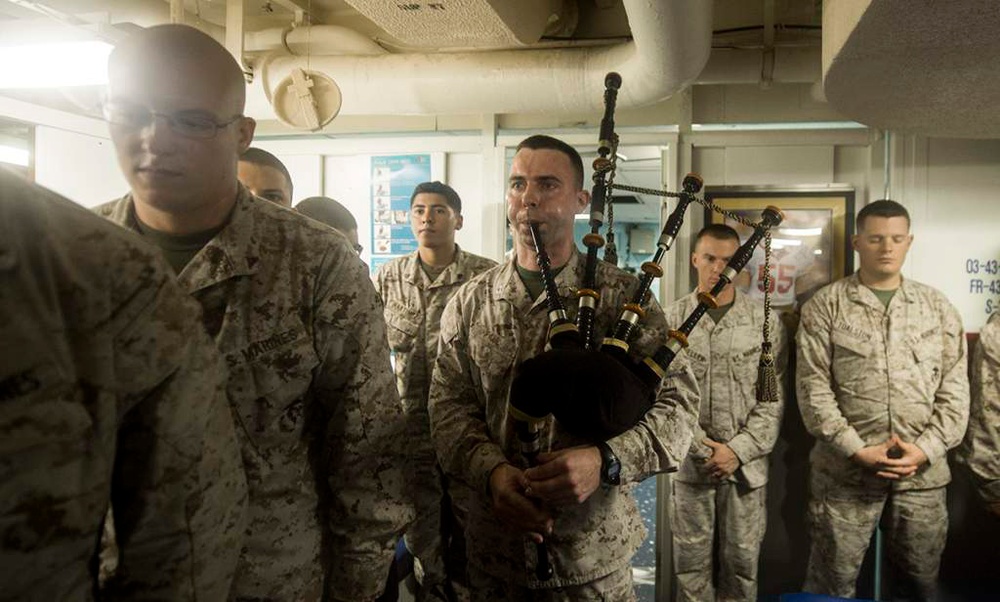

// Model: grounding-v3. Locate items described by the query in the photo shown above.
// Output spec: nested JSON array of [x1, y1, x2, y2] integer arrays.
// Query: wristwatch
[[596, 441, 621, 486]]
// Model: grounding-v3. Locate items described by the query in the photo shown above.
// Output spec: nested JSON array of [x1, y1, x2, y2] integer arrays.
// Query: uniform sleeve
[[428, 293, 509, 497], [914, 299, 970, 464], [664, 302, 712, 462], [311, 246, 414, 602], [104, 260, 246, 601], [608, 298, 701, 483], [796, 295, 866, 457], [728, 309, 788, 465], [962, 316, 1000, 503]]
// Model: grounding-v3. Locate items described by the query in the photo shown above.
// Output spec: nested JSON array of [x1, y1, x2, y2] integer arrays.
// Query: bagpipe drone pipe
[[505, 72, 786, 580]]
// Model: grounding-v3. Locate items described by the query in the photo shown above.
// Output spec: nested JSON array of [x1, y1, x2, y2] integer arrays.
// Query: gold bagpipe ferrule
[[667, 329, 689, 349], [696, 291, 720, 309], [640, 261, 664, 278], [582, 233, 605, 249]]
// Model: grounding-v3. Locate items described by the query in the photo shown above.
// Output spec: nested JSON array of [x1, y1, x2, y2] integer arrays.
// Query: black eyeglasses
[[103, 102, 243, 139]]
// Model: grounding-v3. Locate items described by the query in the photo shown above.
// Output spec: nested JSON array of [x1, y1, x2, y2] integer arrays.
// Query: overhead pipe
[[245, 0, 713, 117]]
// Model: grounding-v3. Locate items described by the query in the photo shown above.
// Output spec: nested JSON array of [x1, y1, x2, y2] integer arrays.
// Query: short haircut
[[296, 196, 357, 232], [856, 199, 910, 231], [109, 24, 247, 114], [410, 181, 462, 214], [240, 148, 293, 197], [515, 134, 585, 190], [694, 223, 741, 246]]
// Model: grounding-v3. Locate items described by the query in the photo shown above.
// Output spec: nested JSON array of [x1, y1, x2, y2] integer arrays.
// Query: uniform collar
[[404, 245, 473, 289], [494, 250, 583, 310], [845, 272, 916, 310], [110, 185, 260, 292], [178, 185, 259, 292]]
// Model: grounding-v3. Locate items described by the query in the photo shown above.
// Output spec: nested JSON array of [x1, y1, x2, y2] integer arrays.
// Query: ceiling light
[[778, 227, 823, 237], [0, 145, 30, 166], [0, 40, 113, 89], [771, 238, 802, 247]]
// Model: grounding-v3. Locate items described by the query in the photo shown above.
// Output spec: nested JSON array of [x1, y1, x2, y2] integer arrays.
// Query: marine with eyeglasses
[[96, 24, 412, 602]]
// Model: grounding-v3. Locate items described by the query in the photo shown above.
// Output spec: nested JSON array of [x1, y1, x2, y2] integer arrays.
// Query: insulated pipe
[[244, 24, 388, 57], [246, 0, 712, 117]]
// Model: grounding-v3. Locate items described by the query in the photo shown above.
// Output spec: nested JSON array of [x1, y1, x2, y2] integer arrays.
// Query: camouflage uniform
[[428, 253, 700, 596], [665, 289, 786, 602], [373, 248, 496, 592], [958, 312, 1000, 509], [98, 186, 413, 602], [0, 170, 246, 601], [796, 274, 969, 599]]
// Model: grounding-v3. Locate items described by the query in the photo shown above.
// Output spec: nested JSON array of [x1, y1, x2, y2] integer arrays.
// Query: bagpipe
[[507, 72, 785, 581]]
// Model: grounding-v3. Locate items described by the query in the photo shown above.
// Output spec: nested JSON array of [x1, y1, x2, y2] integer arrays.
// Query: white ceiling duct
[[245, 0, 712, 119], [823, 0, 1000, 138], [342, 0, 564, 48], [244, 25, 388, 57]]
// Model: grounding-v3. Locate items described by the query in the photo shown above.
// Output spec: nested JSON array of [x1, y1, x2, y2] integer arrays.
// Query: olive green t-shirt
[[516, 263, 566, 301], [136, 219, 225, 274], [867, 286, 898, 310], [420, 260, 449, 283], [707, 301, 735, 323]]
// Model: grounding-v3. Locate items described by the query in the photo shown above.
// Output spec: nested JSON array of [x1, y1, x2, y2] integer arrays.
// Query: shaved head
[[106, 24, 256, 233], [109, 24, 246, 115]]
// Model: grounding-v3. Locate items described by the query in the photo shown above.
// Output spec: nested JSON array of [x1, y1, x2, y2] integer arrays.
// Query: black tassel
[[755, 341, 779, 402]]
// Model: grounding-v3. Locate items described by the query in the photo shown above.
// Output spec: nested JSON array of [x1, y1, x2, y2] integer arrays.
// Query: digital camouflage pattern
[[796, 274, 969, 490], [0, 169, 246, 601], [664, 289, 786, 602], [959, 311, 1000, 507], [466, 562, 636, 602], [796, 274, 969, 600], [664, 289, 786, 488], [804, 474, 947, 599], [98, 186, 413, 602], [373, 248, 496, 587], [428, 253, 700, 588], [671, 480, 766, 602]]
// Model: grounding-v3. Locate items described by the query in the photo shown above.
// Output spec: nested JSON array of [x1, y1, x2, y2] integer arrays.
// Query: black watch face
[[606, 461, 621, 485]]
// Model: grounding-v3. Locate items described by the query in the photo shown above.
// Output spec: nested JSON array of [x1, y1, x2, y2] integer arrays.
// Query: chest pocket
[[728, 340, 762, 406], [831, 330, 874, 388], [228, 324, 320, 445], [385, 300, 422, 353], [467, 321, 517, 395], [911, 332, 944, 392]]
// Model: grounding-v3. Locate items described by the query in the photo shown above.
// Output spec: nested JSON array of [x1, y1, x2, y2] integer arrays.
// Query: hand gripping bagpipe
[[506, 73, 785, 581]]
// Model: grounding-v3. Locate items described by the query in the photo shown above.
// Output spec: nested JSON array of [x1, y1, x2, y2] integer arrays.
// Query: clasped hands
[[850, 434, 928, 480], [702, 439, 740, 480], [488, 445, 602, 542]]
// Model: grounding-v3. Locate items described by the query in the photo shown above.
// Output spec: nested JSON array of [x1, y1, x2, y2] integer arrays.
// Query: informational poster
[[370, 154, 431, 272]]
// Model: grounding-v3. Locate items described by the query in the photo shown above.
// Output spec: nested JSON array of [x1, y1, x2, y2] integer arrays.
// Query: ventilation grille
[[342, 0, 558, 48]]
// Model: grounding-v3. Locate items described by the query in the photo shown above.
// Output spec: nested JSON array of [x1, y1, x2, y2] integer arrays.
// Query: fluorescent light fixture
[[772, 238, 802, 247], [0, 145, 30, 166], [0, 40, 113, 89], [691, 121, 867, 132], [779, 227, 823, 237], [814, 249, 823, 255]]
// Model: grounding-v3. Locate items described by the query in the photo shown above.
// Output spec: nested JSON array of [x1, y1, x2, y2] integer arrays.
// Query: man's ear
[[237, 117, 256, 153], [577, 189, 591, 213], [455, 213, 464, 231], [851, 234, 860, 252]]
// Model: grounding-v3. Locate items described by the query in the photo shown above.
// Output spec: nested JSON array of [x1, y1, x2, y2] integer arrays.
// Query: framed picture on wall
[[704, 186, 855, 312]]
